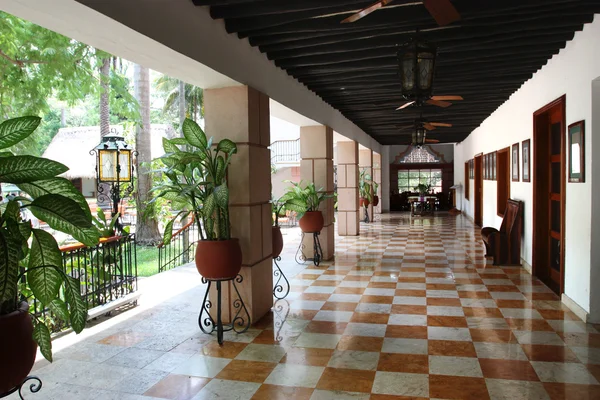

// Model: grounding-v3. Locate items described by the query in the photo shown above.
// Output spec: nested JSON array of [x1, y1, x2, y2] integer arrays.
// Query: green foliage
[[152, 118, 237, 244], [279, 180, 335, 220], [414, 183, 432, 194], [92, 208, 120, 238], [359, 169, 376, 206], [0, 116, 99, 362], [153, 75, 203, 126]]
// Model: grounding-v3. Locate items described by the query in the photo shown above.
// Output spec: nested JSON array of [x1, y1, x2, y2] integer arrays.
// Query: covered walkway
[[17, 214, 600, 399]]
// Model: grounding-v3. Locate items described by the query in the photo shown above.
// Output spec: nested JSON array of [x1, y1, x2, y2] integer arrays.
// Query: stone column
[[300, 125, 335, 260], [336, 141, 359, 236], [359, 149, 374, 222], [204, 85, 272, 324], [373, 152, 382, 215]]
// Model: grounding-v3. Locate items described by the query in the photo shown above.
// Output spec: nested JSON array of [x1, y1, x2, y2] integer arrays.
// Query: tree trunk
[[179, 80, 185, 134], [60, 108, 66, 127], [134, 63, 161, 245], [99, 57, 110, 137]]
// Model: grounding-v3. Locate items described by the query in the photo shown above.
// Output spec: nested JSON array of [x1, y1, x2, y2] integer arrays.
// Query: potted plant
[[93, 209, 121, 238], [153, 118, 240, 280], [359, 169, 374, 208], [0, 116, 98, 393], [270, 196, 286, 259], [414, 183, 431, 201], [280, 180, 333, 233], [372, 181, 380, 207]]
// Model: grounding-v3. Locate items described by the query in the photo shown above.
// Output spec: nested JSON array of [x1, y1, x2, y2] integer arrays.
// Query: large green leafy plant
[[153, 118, 237, 244], [279, 180, 334, 220], [0, 116, 99, 361], [359, 169, 374, 204]]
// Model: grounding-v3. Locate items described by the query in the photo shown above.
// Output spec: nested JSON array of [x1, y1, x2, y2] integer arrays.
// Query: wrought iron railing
[[31, 234, 138, 333], [270, 139, 300, 163], [158, 219, 198, 273]]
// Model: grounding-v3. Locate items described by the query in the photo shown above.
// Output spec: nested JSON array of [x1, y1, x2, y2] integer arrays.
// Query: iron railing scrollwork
[[270, 139, 300, 164], [158, 219, 198, 273]]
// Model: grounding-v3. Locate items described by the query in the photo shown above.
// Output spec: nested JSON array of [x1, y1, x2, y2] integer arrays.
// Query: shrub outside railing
[[29, 234, 138, 333]]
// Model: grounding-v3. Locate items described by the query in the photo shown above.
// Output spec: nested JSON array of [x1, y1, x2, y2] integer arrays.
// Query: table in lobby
[[408, 196, 437, 216]]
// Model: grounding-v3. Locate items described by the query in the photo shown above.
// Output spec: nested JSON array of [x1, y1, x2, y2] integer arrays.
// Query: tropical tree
[[133, 63, 161, 244], [154, 75, 203, 127]]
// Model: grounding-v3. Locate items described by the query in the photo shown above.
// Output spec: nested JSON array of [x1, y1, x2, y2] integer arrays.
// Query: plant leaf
[[215, 155, 225, 183], [216, 139, 237, 154], [203, 192, 216, 218], [18, 177, 92, 219], [213, 185, 229, 209], [182, 119, 207, 149], [32, 320, 53, 362], [0, 230, 19, 314], [162, 218, 174, 245], [162, 137, 181, 154], [28, 229, 64, 304], [0, 116, 41, 150], [29, 194, 99, 246], [0, 156, 68, 184], [63, 275, 87, 333], [169, 137, 189, 146], [48, 298, 70, 322]]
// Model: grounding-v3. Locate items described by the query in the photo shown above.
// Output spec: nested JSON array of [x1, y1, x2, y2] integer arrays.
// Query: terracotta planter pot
[[272, 226, 284, 258], [0, 302, 37, 393], [360, 198, 370, 207], [195, 239, 242, 280], [299, 211, 324, 233], [372, 196, 379, 207]]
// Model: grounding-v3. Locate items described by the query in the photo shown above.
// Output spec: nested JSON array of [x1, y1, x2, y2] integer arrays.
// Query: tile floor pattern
[[19, 213, 600, 400]]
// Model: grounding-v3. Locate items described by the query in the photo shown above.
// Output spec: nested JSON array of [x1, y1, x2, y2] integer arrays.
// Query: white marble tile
[[235, 344, 287, 363], [294, 333, 343, 349], [344, 322, 387, 337], [428, 327, 472, 342], [290, 300, 326, 310], [570, 346, 600, 365], [309, 390, 370, 400], [467, 317, 510, 330], [485, 379, 550, 400], [500, 308, 543, 320], [427, 290, 459, 298], [531, 361, 599, 384], [313, 310, 354, 323], [171, 355, 231, 378], [474, 342, 528, 360], [327, 350, 380, 371], [514, 331, 565, 346], [372, 371, 429, 397], [381, 338, 428, 355], [305, 286, 337, 294], [364, 288, 396, 296], [393, 296, 427, 305], [388, 314, 427, 326], [429, 355, 483, 377], [192, 379, 260, 400], [427, 306, 465, 316], [354, 303, 392, 314], [265, 364, 325, 388]]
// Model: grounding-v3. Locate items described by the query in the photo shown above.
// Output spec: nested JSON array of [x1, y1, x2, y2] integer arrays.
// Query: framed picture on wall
[[568, 121, 585, 183], [492, 152, 497, 181], [522, 139, 531, 182], [483, 154, 487, 180], [512, 143, 519, 181]]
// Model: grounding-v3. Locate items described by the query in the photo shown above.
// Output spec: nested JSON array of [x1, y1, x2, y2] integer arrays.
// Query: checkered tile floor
[[23, 213, 600, 399]]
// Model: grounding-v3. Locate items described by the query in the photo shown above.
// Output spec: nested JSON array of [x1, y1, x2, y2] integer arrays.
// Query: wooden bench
[[481, 199, 523, 265]]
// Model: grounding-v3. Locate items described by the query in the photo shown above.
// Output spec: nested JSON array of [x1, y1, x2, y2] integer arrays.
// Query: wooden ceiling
[[193, 0, 599, 145]]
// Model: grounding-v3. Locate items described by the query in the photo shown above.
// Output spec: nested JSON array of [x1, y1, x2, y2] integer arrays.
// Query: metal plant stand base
[[295, 232, 323, 266], [198, 274, 251, 345], [363, 207, 370, 223], [0, 376, 42, 399], [273, 256, 290, 299]]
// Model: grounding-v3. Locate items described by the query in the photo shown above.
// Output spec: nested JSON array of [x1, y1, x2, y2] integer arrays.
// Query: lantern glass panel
[[118, 150, 131, 182], [401, 55, 415, 91], [417, 53, 435, 90], [99, 149, 118, 182]]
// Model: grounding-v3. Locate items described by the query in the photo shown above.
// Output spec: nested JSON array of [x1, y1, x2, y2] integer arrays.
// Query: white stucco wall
[[454, 15, 600, 315]]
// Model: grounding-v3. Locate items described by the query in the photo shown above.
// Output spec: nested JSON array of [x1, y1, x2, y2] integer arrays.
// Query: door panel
[[474, 155, 483, 226]]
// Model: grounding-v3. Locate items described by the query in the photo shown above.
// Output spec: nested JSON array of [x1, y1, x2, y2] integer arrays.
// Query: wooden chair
[[481, 199, 523, 265]]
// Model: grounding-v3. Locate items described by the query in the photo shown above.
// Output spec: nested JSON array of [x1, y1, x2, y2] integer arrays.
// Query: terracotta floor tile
[[463, 307, 504, 318], [521, 344, 580, 362], [459, 291, 493, 299], [429, 375, 490, 400], [427, 272, 452, 278], [543, 382, 600, 400], [377, 353, 429, 374], [360, 295, 394, 304], [479, 358, 540, 381], [486, 285, 520, 292], [495, 300, 534, 308], [350, 312, 390, 324], [297, 293, 332, 301], [143, 374, 210, 400], [586, 364, 600, 382], [427, 297, 462, 307], [316, 367, 376, 393], [505, 318, 554, 331], [426, 283, 457, 290], [250, 384, 314, 400], [385, 325, 428, 339], [428, 315, 468, 328], [320, 302, 357, 312], [560, 333, 600, 348], [344, 275, 372, 282], [369, 395, 427, 400], [395, 289, 427, 297], [252, 330, 282, 345], [296, 274, 321, 280], [287, 310, 319, 320], [333, 287, 366, 295], [530, 293, 560, 301], [311, 280, 339, 287], [216, 360, 277, 383], [538, 309, 578, 320], [428, 340, 477, 357], [397, 277, 426, 283], [336, 335, 384, 352], [391, 304, 427, 315], [368, 282, 398, 289], [470, 328, 519, 343], [280, 347, 334, 366], [200, 341, 248, 358], [304, 321, 348, 334]]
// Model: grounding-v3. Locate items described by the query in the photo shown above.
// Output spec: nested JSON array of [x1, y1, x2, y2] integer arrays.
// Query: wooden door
[[474, 154, 483, 226], [533, 96, 565, 294]]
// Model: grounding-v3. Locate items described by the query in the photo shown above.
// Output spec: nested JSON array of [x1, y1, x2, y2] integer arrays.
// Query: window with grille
[[397, 169, 443, 193]]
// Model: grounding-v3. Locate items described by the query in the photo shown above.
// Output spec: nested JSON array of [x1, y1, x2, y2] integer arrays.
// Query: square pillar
[[204, 85, 272, 324], [336, 141, 359, 236], [300, 125, 335, 260], [373, 152, 382, 214], [359, 149, 374, 222]]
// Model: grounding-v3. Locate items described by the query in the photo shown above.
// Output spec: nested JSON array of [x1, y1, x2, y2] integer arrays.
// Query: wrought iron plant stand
[[198, 274, 251, 345], [272, 256, 290, 300], [0, 376, 42, 399], [295, 232, 323, 266]]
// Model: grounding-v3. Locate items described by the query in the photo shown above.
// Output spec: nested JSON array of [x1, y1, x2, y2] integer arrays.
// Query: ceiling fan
[[341, 0, 461, 26], [396, 95, 464, 110], [397, 118, 453, 145]]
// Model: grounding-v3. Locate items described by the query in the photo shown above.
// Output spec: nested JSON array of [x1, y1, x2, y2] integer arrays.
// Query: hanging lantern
[[412, 126, 427, 148], [397, 37, 437, 102], [92, 134, 133, 183]]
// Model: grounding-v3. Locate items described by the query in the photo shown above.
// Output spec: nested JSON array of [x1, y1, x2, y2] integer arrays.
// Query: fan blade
[[431, 95, 463, 101], [341, 0, 394, 23], [423, 122, 436, 131], [396, 124, 414, 131], [426, 99, 452, 108], [426, 139, 440, 143], [423, 0, 461, 26], [396, 100, 415, 110], [429, 122, 453, 127]]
